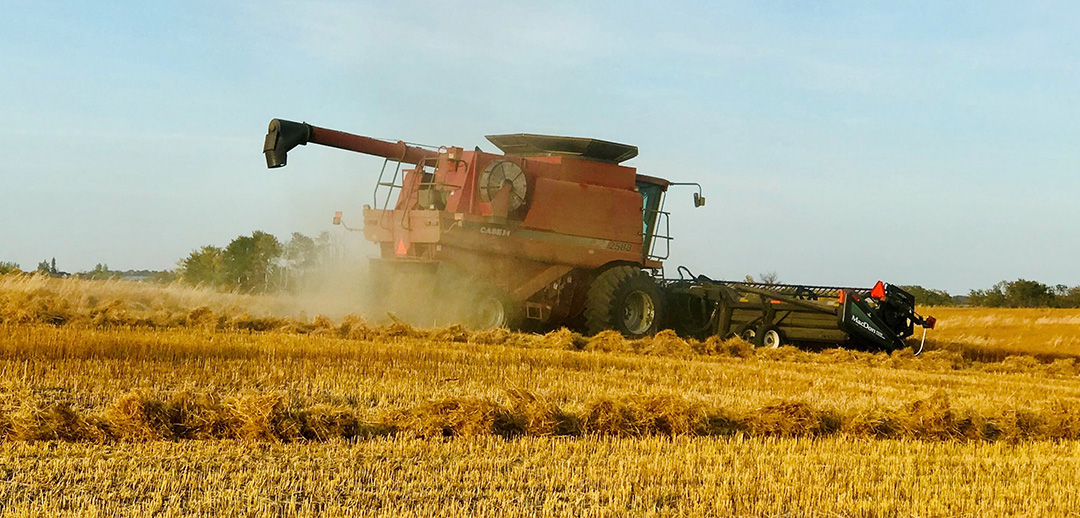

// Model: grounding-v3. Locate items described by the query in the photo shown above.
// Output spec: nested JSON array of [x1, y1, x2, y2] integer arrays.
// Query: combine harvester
[[264, 119, 935, 351]]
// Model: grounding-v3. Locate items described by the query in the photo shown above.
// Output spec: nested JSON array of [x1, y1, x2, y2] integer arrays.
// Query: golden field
[[2, 275, 1080, 516], [4, 438, 1079, 517], [927, 305, 1080, 358]]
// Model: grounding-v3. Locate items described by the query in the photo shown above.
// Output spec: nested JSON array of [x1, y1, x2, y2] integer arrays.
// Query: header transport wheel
[[758, 327, 783, 349], [669, 294, 714, 339], [585, 265, 664, 339]]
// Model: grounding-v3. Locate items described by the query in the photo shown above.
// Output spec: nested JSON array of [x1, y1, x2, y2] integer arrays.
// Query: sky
[[1, 1, 1077, 294]]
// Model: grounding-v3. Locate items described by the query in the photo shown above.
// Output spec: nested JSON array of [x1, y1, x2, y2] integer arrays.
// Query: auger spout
[[263, 118, 439, 168]]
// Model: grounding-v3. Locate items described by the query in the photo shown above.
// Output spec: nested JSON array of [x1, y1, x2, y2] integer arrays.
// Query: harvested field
[[3, 323, 1080, 443], [2, 276, 1079, 514], [4, 438, 1079, 517]]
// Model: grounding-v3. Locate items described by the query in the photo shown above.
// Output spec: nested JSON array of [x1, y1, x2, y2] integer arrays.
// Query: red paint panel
[[395, 170, 424, 210], [442, 150, 486, 214], [443, 227, 640, 270], [526, 156, 636, 190], [523, 177, 642, 243]]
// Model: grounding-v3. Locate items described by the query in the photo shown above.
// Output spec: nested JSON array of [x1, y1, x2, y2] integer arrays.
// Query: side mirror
[[667, 182, 706, 208]]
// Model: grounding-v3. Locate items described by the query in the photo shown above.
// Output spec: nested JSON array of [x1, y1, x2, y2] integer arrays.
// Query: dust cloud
[[280, 241, 491, 330]]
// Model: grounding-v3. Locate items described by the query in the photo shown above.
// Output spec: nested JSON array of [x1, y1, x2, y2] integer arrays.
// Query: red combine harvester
[[264, 119, 935, 351]]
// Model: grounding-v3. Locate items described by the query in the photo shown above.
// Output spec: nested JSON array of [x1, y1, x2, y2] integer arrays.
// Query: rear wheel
[[585, 266, 664, 338], [467, 289, 518, 329]]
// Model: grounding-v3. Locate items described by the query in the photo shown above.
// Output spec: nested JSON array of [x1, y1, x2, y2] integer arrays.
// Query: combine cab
[[264, 119, 934, 350]]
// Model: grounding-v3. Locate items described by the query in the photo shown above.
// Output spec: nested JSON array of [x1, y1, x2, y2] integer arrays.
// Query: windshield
[[638, 181, 663, 254]]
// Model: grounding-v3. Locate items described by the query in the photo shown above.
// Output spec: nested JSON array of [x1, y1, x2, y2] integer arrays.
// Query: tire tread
[[585, 265, 662, 337]]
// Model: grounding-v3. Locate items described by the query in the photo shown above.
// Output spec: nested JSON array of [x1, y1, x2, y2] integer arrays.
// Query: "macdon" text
[[852, 314, 886, 340]]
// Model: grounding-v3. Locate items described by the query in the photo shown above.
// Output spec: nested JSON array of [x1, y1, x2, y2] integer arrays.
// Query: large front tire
[[585, 266, 664, 338]]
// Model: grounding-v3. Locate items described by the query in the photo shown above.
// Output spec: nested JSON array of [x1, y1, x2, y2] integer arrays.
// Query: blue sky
[[1, 1, 1077, 293]]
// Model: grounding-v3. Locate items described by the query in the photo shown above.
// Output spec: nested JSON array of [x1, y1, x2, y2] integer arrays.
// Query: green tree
[[85, 263, 118, 280], [285, 232, 318, 271], [969, 281, 1007, 307], [1003, 279, 1053, 307], [283, 232, 316, 292], [900, 285, 955, 306], [222, 231, 282, 293], [0, 262, 20, 275], [150, 270, 178, 284], [969, 279, 1056, 308], [178, 246, 225, 287], [1062, 287, 1080, 308]]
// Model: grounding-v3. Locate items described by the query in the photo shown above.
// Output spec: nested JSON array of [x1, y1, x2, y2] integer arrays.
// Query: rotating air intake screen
[[478, 160, 528, 212]]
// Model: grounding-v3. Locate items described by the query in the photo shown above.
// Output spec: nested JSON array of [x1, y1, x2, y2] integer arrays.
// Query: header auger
[[264, 118, 934, 351]]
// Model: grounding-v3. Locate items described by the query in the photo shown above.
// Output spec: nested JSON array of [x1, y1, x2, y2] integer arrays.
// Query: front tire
[[585, 266, 664, 338]]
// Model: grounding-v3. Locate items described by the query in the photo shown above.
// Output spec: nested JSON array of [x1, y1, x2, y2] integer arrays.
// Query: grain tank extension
[[264, 118, 936, 351]]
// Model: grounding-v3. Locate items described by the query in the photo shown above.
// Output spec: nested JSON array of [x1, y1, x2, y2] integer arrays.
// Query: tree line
[[903, 279, 1080, 308], [1, 231, 333, 293], [0, 259, 174, 282], [177, 231, 333, 293]]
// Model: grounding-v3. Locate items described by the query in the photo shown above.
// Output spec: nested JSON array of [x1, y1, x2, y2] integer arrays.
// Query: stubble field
[[2, 275, 1079, 516]]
